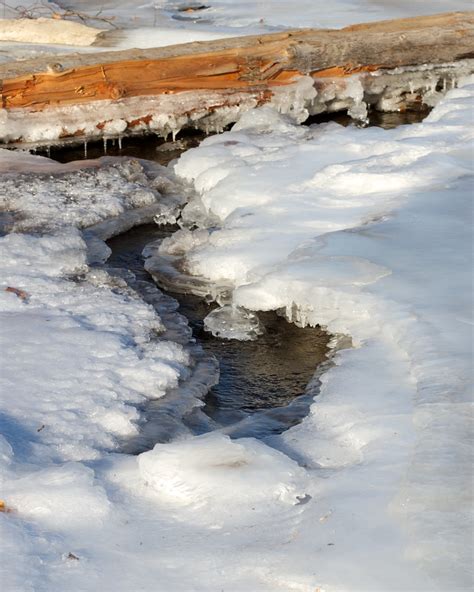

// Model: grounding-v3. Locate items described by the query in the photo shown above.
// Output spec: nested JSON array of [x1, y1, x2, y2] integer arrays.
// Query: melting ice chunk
[[204, 305, 263, 341]]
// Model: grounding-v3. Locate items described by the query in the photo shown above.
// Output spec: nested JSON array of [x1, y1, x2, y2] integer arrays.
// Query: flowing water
[[106, 224, 330, 442], [42, 108, 428, 444]]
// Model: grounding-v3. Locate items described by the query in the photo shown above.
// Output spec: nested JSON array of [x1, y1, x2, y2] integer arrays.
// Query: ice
[[138, 432, 308, 515], [159, 80, 472, 589], [203, 304, 264, 340], [0, 153, 185, 234], [0, 90, 260, 145], [2, 60, 470, 145], [144, 228, 233, 302]]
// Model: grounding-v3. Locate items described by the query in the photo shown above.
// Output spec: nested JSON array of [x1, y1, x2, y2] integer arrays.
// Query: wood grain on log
[[1, 12, 472, 111], [0, 12, 472, 145]]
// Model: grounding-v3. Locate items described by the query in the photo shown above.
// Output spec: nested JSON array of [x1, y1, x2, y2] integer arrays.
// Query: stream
[[106, 223, 330, 447], [42, 108, 429, 450]]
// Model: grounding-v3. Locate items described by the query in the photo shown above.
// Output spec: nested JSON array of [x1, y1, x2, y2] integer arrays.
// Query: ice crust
[[0, 151, 186, 234], [144, 81, 474, 589]]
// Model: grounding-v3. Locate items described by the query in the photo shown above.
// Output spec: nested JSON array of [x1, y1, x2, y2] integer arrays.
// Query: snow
[[1, 2, 473, 592], [0, 153, 186, 233], [35, 0, 474, 32], [0, 17, 104, 45], [0, 230, 192, 463], [177, 0, 474, 30], [145, 80, 474, 589]]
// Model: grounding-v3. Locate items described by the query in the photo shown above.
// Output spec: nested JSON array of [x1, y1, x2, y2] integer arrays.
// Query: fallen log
[[0, 11, 473, 146]]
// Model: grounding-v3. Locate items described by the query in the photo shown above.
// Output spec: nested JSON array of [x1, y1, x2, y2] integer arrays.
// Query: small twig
[[3, 1, 118, 28]]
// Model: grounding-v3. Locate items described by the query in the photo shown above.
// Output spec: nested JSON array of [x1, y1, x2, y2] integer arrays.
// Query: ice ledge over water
[[143, 81, 473, 589]]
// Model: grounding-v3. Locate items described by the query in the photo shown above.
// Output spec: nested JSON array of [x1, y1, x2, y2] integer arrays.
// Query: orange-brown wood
[[1, 12, 472, 113], [1, 41, 298, 110], [0, 12, 472, 145]]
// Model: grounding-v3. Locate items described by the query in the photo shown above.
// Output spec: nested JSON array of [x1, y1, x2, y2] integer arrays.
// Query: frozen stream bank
[[106, 223, 330, 447]]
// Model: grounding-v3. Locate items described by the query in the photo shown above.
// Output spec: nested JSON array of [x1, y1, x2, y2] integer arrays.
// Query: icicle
[[103, 137, 108, 154], [172, 129, 177, 142], [442, 78, 447, 92], [118, 135, 122, 150], [84, 140, 88, 159], [46, 145, 51, 158]]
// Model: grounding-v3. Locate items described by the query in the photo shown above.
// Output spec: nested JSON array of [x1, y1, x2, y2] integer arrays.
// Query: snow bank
[[0, 151, 186, 235], [0, 152, 203, 589], [139, 432, 308, 516], [143, 81, 473, 589], [0, 230, 191, 462], [0, 17, 103, 45]]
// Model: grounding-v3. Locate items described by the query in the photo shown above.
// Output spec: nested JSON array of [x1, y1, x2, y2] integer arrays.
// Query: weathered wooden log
[[0, 11, 472, 145]]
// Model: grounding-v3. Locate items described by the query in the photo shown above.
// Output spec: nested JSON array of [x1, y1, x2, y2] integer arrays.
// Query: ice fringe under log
[[0, 60, 472, 147]]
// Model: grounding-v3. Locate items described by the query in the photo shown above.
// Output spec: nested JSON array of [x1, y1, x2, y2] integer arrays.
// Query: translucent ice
[[203, 304, 264, 341]]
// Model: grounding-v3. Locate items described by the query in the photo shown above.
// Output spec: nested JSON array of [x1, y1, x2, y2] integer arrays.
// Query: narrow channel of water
[[106, 224, 330, 440], [46, 108, 428, 444]]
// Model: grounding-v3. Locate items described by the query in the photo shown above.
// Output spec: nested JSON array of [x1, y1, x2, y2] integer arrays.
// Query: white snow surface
[[1, 0, 472, 60], [32, 0, 474, 32], [0, 153, 186, 233], [148, 81, 473, 589], [1, 2, 473, 592]]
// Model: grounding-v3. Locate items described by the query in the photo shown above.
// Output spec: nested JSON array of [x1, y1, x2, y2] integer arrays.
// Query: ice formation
[[138, 432, 308, 514], [144, 80, 474, 589], [203, 304, 264, 340], [1, 62, 472, 146], [0, 151, 187, 234]]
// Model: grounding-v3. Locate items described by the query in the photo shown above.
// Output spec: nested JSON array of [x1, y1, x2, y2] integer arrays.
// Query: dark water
[[47, 129, 206, 165], [54, 109, 426, 439], [106, 224, 329, 435], [305, 108, 430, 129], [41, 108, 430, 164]]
